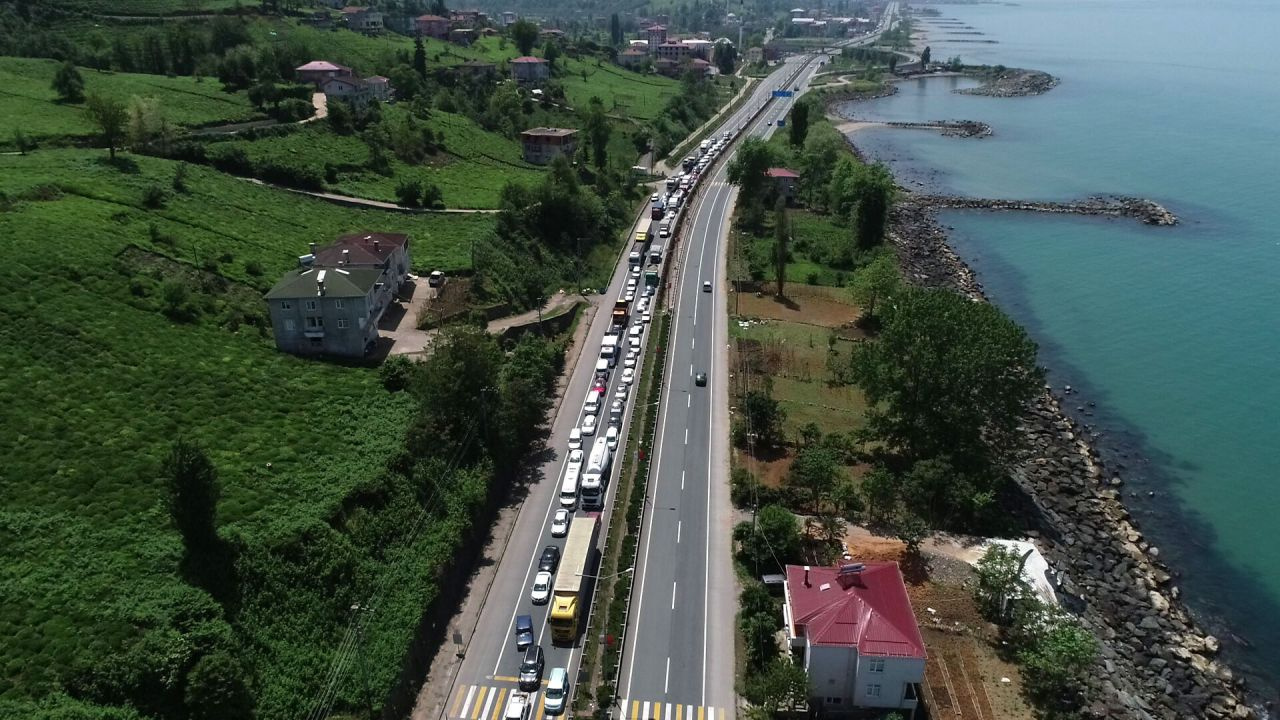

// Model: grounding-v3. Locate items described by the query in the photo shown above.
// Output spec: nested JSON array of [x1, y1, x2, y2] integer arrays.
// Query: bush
[[395, 178, 423, 207], [379, 355, 416, 392], [141, 185, 168, 209], [270, 98, 314, 123], [210, 147, 253, 176], [244, 260, 263, 277], [422, 183, 444, 209], [257, 161, 324, 191]]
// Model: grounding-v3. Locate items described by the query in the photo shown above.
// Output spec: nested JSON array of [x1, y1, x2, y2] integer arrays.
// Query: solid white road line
[[671, 582, 678, 610], [665, 658, 671, 694], [678, 520, 682, 543]]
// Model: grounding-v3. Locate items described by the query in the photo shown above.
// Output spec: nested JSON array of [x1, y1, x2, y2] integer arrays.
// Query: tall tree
[[584, 96, 610, 170], [860, 465, 899, 524], [715, 41, 737, 75], [852, 162, 894, 249], [851, 287, 1044, 467], [413, 36, 427, 79], [85, 93, 128, 160], [733, 505, 802, 572], [847, 251, 901, 321], [788, 445, 842, 513], [511, 19, 539, 56], [609, 13, 622, 46], [773, 199, 789, 298], [921, 45, 932, 65], [788, 96, 813, 147], [543, 40, 561, 69], [740, 384, 786, 449], [52, 60, 85, 103]]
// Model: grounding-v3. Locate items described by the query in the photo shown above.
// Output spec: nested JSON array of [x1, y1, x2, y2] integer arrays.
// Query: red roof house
[[510, 56, 549, 85], [766, 167, 801, 203], [783, 563, 925, 712]]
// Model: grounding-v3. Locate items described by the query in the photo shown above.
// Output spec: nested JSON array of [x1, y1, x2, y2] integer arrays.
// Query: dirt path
[[485, 291, 583, 334], [239, 178, 499, 214]]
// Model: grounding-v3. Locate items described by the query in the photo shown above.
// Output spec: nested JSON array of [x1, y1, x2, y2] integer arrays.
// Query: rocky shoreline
[[883, 120, 993, 138], [955, 66, 1059, 97], [887, 199, 1259, 719]]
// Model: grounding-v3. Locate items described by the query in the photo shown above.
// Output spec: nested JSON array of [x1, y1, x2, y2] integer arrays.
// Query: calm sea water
[[839, 0, 1280, 698]]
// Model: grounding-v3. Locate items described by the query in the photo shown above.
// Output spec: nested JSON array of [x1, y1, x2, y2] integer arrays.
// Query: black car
[[518, 645, 545, 690], [514, 614, 534, 651], [695, 372, 707, 387], [538, 545, 561, 573]]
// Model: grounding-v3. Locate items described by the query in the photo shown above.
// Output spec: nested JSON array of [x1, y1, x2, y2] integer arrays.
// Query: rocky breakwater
[[883, 119, 993, 138], [914, 194, 1180, 226], [957, 67, 1060, 97], [887, 199, 1257, 720]]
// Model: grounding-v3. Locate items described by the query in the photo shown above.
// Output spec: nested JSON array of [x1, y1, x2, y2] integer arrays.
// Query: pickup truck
[[503, 692, 531, 720]]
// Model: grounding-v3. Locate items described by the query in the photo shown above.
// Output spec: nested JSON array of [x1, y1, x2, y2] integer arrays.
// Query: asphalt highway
[[617, 55, 826, 720]]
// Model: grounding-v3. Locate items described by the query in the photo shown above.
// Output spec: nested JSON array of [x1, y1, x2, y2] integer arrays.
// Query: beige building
[[520, 128, 578, 165]]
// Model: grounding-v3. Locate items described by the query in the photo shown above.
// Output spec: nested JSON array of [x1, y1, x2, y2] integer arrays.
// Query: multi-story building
[[341, 7, 383, 33], [414, 14, 449, 38], [646, 25, 668, 51], [510, 56, 550, 85], [519, 128, 578, 165], [783, 563, 926, 715], [295, 60, 353, 87], [265, 233, 412, 358], [320, 75, 390, 105]]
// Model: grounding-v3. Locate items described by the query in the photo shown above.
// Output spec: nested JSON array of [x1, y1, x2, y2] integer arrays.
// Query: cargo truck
[[647, 239, 666, 266], [634, 218, 652, 246], [548, 513, 601, 644], [611, 297, 629, 330], [580, 437, 612, 510]]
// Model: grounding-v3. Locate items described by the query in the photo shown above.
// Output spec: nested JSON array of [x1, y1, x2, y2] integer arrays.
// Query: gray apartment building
[[265, 232, 412, 358]]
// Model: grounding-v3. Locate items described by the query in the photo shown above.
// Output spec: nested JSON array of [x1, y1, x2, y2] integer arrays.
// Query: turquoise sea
[[838, 0, 1280, 697]]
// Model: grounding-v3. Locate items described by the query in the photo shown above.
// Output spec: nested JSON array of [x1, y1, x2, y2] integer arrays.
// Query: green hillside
[[0, 57, 261, 144]]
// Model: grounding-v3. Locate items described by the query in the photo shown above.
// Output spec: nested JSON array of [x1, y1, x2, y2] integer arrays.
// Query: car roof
[[516, 614, 533, 628]]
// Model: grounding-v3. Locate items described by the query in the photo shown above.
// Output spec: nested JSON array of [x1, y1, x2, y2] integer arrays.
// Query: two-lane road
[[618, 54, 826, 720]]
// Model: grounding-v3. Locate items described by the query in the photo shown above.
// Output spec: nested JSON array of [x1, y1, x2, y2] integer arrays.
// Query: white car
[[551, 508, 570, 537], [621, 367, 636, 384], [626, 277, 638, 289], [645, 285, 655, 297], [625, 291, 635, 303], [643, 310, 652, 323], [568, 428, 582, 451], [629, 335, 642, 349], [624, 354, 637, 368], [614, 386, 629, 403], [606, 426, 620, 451], [650, 193, 659, 202], [581, 414, 597, 435], [630, 265, 640, 276], [531, 571, 553, 604], [567, 448, 584, 470], [628, 325, 643, 340]]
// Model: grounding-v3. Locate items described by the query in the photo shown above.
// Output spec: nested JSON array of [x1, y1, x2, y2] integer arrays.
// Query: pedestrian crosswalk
[[448, 683, 555, 720], [446, 684, 728, 720], [619, 699, 729, 720]]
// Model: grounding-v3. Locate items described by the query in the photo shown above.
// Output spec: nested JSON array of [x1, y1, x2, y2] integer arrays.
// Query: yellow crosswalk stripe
[[631, 699, 640, 720], [489, 688, 507, 720], [470, 686, 488, 720], [450, 686, 468, 718], [534, 691, 546, 720], [697, 705, 705, 720]]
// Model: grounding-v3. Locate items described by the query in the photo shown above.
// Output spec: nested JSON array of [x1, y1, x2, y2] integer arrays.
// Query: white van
[[596, 357, 611, 376], [544, 667, 569, 715], [559, 465, 580, 508], [584, 389, 602, 415]]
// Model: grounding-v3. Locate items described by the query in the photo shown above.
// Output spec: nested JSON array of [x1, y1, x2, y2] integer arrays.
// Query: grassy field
[[217, 107, 547, 208], [0, 148, 450, 705], [2, 149, 489, 279], [42, 0, 243, 14], [0, 57, 260, 145]]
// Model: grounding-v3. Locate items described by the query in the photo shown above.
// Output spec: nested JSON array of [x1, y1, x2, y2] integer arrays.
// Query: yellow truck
[[548, 513, 601, 644]]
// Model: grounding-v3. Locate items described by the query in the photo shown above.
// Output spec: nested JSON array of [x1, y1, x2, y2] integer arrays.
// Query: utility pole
[[351, 603, 374, 720]]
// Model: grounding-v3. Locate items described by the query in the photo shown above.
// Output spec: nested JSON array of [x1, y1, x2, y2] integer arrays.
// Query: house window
[[866, 684, 881, 699], [337, 318, 350, 329], [280, 301, 293, 310], [305, 316, 323, 329], [305, 300, 318, 311], [868, 658, 885, 673], [335, 299, 345, 310], [285, 319, 296, 331], [824, 698, 842, 706]]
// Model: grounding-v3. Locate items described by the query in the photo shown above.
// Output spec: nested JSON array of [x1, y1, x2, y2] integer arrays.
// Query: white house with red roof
[[295, 60, 353, 87], [783, 562, 925, 714], [766, 167, 801, 203]]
